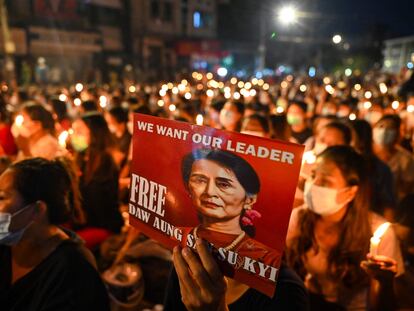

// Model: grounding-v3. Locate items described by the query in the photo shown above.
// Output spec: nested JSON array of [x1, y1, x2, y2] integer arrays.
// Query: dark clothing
[[369, 155, 397, 214], [0, 240, 110, 311], [292, 128, 313, 145], [117, 130, 131, 155], [164, 264, 309, 311], [79, 152, 123, 233]]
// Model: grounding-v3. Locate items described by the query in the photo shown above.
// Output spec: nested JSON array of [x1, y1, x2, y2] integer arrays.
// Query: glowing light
[[159, 89, 167, 97], [178, 84, 186, 92], [258, 79, 265, 86], [217, 67, 228, 77], [206, 89, 214, 97], [157, 100, 164, 107], [15, 114, 24, 127], [299, 84, 307, 92], [364, 91, 372, 99], [281, 81, 288, 89], [332, 34, 342, 44], [181, 79, 188, 86], [337, 81, 346, 89], [276, 106, 284, 114], [58, 131, 69, 148], [128, 85, 136, 93], [233, 92, 241, 100], [185, 92, 192, 100], [354, 84, 362, 91], [224, 86, 231, 93], [196, 114, 204, 125], [325, 85, 335, 95], [74, 98, 82, 106], [391, 101, 399, 110], [99, 96, 108, 108], [75, 83, 83, 92], [252, 78, 258, 85], [206, 73, 213, 80], [59, 94, 67, 102], [263, 83, 270, 91], [218, 82, 224, 89], [349, 113, 357, 120], [278, 6, 297, 25], [323, 77, 331, 84], [408, 105, 414, 113], [379, 83, 388, 94], [172, 87, 179, 94], [407, 62, 414, 69], [308, 66, 316, 77], [302, 151, 317, 165], [249, 89, 257, 97], [370, 222, 391, 256], [363, 101, 372, 109], [224, 92, 231, 99], [230, 77, 238, 85], [244, 82, 252, 90], [192, 72, 198, 79], [169, 104, 176, 112], [167, 83, 174, 89], [237, 81, 245, 88], [345, 68, 352, 77], [161, 84, 169, 91], [197, 84, 204, 90], [286, 75, 293, 82], [196, 73, 203, 81]]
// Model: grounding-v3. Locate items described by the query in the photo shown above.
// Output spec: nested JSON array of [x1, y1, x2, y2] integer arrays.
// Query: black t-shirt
[[291, 128, 313, 145], [164, 264, 309, 311], [0, 240, 110, 311]]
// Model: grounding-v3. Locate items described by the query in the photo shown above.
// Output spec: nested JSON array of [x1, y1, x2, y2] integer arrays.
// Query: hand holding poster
[[129, 113, 304, 297]]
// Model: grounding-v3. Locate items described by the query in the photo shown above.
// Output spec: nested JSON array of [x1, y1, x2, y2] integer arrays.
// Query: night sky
[[219, 0, 414, 42]]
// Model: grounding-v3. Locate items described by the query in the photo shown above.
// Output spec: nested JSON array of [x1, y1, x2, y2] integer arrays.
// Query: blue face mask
[[0, 205, 34, 246]]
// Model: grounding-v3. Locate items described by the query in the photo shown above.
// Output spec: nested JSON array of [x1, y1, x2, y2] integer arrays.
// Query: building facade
[[2, 0, 128, 84], [383, 35, 414, 73]]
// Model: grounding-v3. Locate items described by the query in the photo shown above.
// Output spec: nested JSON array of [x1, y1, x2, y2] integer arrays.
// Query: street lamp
[[278, 6, 298, 26], [332, 34, 342, 44]]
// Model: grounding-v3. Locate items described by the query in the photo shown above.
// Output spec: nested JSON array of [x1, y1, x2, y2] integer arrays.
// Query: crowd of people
[[1, 67, 414, 310]]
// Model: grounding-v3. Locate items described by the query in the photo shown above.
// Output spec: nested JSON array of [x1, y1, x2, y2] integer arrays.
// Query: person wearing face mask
[[286, 146, 404, 310], [219, 101, 244, 132], [72, 113, 123, 248], [12, 103, 63, 161], [286, 101, 312, 144], [240, 114, 270, 138], [105, 106, 131, 156], [0, 157, 110, 310], [351, 119, 397, 219], [373, 115, 414, 201]]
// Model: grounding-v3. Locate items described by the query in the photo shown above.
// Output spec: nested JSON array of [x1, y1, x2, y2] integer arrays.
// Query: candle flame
[[15, 115, 24, 127], [373, 222, 391, 239]]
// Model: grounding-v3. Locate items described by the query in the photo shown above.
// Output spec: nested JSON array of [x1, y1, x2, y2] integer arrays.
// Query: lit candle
[[58, 131, 69, 148], [369, 222, 391, 256], [15, 114, 24, 127], [196, 114, 204, 126]]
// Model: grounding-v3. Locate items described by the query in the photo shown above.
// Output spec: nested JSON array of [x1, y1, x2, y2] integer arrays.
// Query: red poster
[[129, 114, 304, 297]]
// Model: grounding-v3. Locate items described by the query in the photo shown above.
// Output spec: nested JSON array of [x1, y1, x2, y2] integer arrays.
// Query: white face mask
[[313, 142, 328, 155], [0, 205, 34, 246], [241, 130, 265, 137], [304, 181, 352, 216]]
